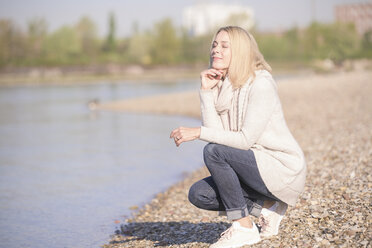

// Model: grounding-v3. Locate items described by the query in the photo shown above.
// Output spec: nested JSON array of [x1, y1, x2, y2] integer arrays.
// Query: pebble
[[103, 71, 372, 248]]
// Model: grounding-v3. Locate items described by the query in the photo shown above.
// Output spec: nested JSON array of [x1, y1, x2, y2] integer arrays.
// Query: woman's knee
[[188, 182, 200, 207], [203, 143, 224, 161], [203, 143, 228, 170], [188, 179, 216, 209], [203, 143, 218, 157]]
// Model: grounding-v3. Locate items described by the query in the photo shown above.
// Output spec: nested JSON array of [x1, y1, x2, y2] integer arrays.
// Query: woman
[[170, 26, 306, 248]]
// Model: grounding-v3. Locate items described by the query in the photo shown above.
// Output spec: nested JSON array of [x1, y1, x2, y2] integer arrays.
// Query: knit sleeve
[[200, 89, 224, 129], [199, 77, 278, 149]]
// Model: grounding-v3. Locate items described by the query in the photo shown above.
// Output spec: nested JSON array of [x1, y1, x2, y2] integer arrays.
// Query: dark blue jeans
[[188, 143, 280, 220]]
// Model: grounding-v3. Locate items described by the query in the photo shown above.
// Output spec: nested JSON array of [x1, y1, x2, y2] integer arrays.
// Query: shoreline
[[0, 62, 344, 87], [1, 59, 371, 87], [102, 70, 372, 247], [0, 67, 204, 86]]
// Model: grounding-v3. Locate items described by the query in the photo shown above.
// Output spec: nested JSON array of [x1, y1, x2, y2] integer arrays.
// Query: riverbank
[[101, 70, 372, 247], [0, 65, 205, 86], [2, 59, 369, 86]]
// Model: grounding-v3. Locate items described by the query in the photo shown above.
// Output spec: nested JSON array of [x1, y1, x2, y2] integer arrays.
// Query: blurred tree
[[0, 19, 26, 66], [283, 27, 301, 60], [43, 25, 80, 65], [26, 17, 48, 63], [303, 22, 360, 63], [361, 30, 372, 57], [75, 16, 99, 62], [149, 18, 180, 65], [126, 24, 152, 65], [180, 28, 211, 64], [103, 12, 116, 52], [255, 33, 290, 61], [1, 15, 370, 68]]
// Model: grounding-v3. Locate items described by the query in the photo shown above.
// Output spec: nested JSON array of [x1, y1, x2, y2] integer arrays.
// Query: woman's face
[[210, 30, 232, 73]]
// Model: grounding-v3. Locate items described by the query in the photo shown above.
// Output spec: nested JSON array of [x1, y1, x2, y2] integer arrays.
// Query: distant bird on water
[[88, 99, 100, 110]]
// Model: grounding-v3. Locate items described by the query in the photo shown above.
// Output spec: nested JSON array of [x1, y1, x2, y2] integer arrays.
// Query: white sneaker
[[258, 201, 288, 237], [210, 221, 261, 248]]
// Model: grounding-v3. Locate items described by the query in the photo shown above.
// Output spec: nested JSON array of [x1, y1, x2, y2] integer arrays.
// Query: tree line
[[0, 13, 371, 68]]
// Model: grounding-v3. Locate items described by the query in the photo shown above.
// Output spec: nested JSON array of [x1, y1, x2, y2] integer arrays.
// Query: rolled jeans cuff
[[225, 202, 262, 220], [249, 202, 262, 217], [226, 207, 249, 221]]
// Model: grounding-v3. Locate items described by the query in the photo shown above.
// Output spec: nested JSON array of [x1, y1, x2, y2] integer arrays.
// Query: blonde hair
[[210, 26, 272, 89]]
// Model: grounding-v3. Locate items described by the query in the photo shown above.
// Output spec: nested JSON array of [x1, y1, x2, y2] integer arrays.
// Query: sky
[[0, 0, 369, 37]]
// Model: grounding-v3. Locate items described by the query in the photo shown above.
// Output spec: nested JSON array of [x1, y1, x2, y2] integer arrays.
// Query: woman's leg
[[188, 176, 266, 214], [188, 176, 225, 211], [201, 143, 280, 221]]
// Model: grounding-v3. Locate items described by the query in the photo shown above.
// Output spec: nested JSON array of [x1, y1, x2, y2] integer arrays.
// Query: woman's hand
[[170, 127, 201, 147], [200, 69, 224, 90]]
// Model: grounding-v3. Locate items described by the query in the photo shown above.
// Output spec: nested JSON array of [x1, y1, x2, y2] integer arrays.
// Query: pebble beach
[[101, 70, 372, 248]]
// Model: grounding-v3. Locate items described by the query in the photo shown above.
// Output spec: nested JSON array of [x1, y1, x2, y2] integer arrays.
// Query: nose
[[212, 46, 220, 55]]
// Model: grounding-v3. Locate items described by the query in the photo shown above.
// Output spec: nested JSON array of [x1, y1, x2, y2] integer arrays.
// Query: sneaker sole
[[217, 237, 261, 248]]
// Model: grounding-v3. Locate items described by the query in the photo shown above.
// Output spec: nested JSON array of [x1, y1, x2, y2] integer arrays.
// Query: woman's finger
[[175, 137, 184, 146], [170, 128, 179, 138], [174, 136, 183, 146], [208, 68, 223, 75], [201, 69, 218, 78], [204, 70, 218, 78]]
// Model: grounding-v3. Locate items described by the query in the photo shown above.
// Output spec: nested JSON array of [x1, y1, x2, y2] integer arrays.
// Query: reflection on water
[[0, 80, 205, 248]]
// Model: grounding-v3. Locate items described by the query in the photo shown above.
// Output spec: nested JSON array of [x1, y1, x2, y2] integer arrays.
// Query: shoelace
[[218, 226, 234, 240], [259, 203, 279, 232], [258, 214, 270, 232]]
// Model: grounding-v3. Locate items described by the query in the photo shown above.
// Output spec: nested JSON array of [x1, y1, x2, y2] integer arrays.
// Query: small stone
[[350, 171, 355, 179], [321, 239, 331, 246], [315, 237, 323, 242], [345, 230, 356, 236], [342, 193, 350, 200], [201, 217, 209, 222], [339, 186, 347, 192]]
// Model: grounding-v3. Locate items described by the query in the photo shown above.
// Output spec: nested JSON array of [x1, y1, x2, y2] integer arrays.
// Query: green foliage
[[256, 22, 363, 63], [0, 15, 370, 68], [126, 31, 152, 65], [103, 12, 116, 53], [0, 19, 27, 66], [43, 25, 81, 65], [26, 18, 48, 63], [256, 33, 293, 61], [361, 30, 372, 57], [149, 18, 180, 65], [303, 22, 360, 62], [180, 29, 211, 64], [76, 16, 99, 56]]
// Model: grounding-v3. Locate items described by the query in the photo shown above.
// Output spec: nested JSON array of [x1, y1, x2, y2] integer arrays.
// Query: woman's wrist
[[196, 127, 201, 138]]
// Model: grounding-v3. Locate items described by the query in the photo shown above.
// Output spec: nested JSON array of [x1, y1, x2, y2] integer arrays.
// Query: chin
[[211, 64, 227, 70]]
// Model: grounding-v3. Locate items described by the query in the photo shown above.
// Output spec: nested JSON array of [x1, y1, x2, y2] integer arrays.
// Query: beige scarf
[[215, 76, 254, 132], [215, 77, 236, 131]]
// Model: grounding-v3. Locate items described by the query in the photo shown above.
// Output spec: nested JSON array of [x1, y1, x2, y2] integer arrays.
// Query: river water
[[0, 80, 206, 248]]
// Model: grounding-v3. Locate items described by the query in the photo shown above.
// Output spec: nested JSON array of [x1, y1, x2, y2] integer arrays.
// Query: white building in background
[[183, 3, 255, 36]]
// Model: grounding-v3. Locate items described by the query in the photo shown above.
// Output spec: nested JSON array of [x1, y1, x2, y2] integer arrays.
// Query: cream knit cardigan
[[199, 70, 306, 206]]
